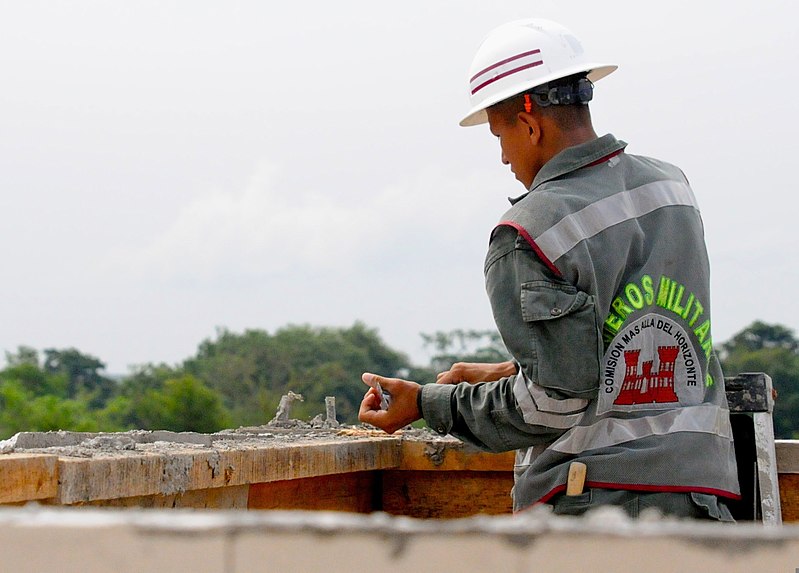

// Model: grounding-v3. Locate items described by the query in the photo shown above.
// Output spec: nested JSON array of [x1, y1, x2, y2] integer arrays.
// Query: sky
[[0, 1, 796, 375]]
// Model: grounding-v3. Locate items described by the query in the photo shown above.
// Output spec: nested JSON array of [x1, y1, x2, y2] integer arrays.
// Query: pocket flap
[[521, 281, 588, 322]]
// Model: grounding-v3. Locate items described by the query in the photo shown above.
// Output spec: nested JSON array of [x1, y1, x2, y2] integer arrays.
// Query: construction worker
[[359, 18, 740, 520]]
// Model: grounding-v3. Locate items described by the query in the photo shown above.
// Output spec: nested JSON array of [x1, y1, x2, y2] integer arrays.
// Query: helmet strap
[[531, 78, 594, 108]]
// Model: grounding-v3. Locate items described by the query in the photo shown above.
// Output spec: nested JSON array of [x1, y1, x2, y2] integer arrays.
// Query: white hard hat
[[460, 18, 617, 127]]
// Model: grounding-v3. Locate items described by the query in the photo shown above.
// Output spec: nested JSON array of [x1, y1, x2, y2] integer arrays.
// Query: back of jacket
[[488, 134, 740, 509]]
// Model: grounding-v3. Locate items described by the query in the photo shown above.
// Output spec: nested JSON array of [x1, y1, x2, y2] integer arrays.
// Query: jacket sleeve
[[485, 225, 602, 400], [417, 225, 599, 452], [420, 379, 564, 452]]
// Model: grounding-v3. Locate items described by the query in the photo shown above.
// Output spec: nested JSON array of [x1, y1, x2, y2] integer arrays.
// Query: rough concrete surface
[[0, 423, 450, 458], [2, 505, 799, 573]]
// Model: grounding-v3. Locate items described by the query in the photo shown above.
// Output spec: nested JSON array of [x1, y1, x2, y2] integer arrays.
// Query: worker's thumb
[[362, 372, 384, 387]]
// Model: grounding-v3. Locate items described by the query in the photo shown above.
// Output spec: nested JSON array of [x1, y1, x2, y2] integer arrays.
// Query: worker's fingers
[[359, 401, 384, 426], [436, 363, 467, 384], [358, 388, 381, 416], [358, 388, 398, 432], [436, 372, 453, 384], [436, 370, 457, 384], [358, 402, 406, 435], [362, 372, 403, 391], [359, 372, 422, 434]]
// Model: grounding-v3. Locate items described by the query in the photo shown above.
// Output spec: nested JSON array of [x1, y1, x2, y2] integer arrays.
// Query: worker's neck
[[545, 124, 598, 160]]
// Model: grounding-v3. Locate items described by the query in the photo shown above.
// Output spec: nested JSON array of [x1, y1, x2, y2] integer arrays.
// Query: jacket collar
[[508, 134, 628, 205]]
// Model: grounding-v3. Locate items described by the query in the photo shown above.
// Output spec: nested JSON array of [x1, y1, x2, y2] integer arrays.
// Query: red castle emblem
[[613, 346, 680, 405]]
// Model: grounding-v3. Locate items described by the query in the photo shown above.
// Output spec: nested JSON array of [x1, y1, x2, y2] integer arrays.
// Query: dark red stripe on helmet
[[470, 49, 541, 83], [471, 60, 544, 95]]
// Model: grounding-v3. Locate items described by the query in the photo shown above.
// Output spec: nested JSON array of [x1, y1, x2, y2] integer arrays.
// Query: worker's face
[[486, 108, 537, 189]]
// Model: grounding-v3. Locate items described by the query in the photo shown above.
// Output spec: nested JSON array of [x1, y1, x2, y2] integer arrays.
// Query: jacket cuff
[[420, 383, 455, 435]]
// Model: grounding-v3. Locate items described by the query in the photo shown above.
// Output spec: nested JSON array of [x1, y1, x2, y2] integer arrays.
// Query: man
[[359, 18, 740, 520]]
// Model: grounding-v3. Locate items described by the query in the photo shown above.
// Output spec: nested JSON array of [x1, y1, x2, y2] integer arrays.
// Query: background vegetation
[[1, 321, 797, 439]]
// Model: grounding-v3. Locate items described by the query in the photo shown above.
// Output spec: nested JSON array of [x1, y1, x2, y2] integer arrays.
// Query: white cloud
[[124, 158, 508, 285]]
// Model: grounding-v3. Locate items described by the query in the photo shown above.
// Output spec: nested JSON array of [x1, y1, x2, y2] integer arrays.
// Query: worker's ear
[[517, 112, 541, 145]]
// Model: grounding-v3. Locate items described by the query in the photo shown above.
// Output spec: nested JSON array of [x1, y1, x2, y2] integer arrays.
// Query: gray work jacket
[[421, 134, 740, 511]]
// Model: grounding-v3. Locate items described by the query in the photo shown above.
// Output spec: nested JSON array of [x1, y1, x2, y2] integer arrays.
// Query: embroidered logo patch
[[598, 313, 704, 415]]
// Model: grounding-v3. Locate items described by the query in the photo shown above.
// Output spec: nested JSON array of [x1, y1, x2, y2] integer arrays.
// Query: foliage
[[183, 322, 410, 424], [99, 369, 231, 433], [2, 321, 799, 440], [719, 321, 799, 439], [5, 346, 39, 368], [131, 375, 231, 433], [0, 380, 100, 437], [42, 347, 118, 408]]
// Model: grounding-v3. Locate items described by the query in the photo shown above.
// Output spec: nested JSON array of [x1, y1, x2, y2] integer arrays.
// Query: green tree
[[1, 346, 68, 397], [101, 370, 230, 433], [719, 321, 799, 438], [100, 362, 182, 429], [43, 348, 118, 408], [183, 322, 411, 424], [0, 363, 67, 398], [5, 346, 39, 368], [144, 375, 231, 433], [0, 380, 100, 438], [0, 348, 103, 437]]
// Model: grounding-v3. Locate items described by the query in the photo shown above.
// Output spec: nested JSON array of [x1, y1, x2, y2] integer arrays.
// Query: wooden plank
[[248, 472, 376, 513], [0, 453, 58, 504], [224, 437, 401, 486], [776, 440, 799, 474], [779, 473, 799, 522], [58, 451, 188, 504], [55, 437, 401, 504], [66, 485, 250, 509], [381, 470, 513, 518], [399, 440, 514, 472]]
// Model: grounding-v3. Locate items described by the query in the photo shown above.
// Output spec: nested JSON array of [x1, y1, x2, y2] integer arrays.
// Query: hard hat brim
[[459, 63, 618, 127]]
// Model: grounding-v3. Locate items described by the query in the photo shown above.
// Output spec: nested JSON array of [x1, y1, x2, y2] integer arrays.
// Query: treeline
[[0, 321, 797, 439], [0, 322, 501, 438]]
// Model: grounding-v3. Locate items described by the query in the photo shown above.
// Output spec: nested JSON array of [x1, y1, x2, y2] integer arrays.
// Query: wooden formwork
[[4, 428, 799, 522]]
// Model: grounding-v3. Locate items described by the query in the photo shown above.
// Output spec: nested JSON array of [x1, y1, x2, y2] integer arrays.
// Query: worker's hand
[[436, 361, 518, 385], [358, 372, 421, 434]]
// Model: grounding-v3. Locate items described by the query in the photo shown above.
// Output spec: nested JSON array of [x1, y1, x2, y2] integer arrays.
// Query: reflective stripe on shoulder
[[536, 179, 699, 263], [513, 372, 588, 429], [548, 403, 733, 455]]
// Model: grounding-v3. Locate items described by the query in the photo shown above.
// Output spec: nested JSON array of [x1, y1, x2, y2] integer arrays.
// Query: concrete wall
[[2, 430, 799, 571], [2, 506, 799, 573]]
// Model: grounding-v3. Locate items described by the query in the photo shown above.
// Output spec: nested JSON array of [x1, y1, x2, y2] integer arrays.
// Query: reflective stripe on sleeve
[[513, 372, 588, 429], [548, 403, 733, 455], [515, 444, 548, 468], [536, 180, 700, 263]]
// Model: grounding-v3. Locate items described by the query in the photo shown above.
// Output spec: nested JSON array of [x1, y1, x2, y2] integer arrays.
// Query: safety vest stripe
[[536, 179, 700, 263], [494, 221, 563, 277], [548, 403, 732, 455], [513, 373, 588, 429]]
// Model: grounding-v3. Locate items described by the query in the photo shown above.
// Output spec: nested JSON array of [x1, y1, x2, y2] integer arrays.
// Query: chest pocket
[[521, 281, 602, 397]]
